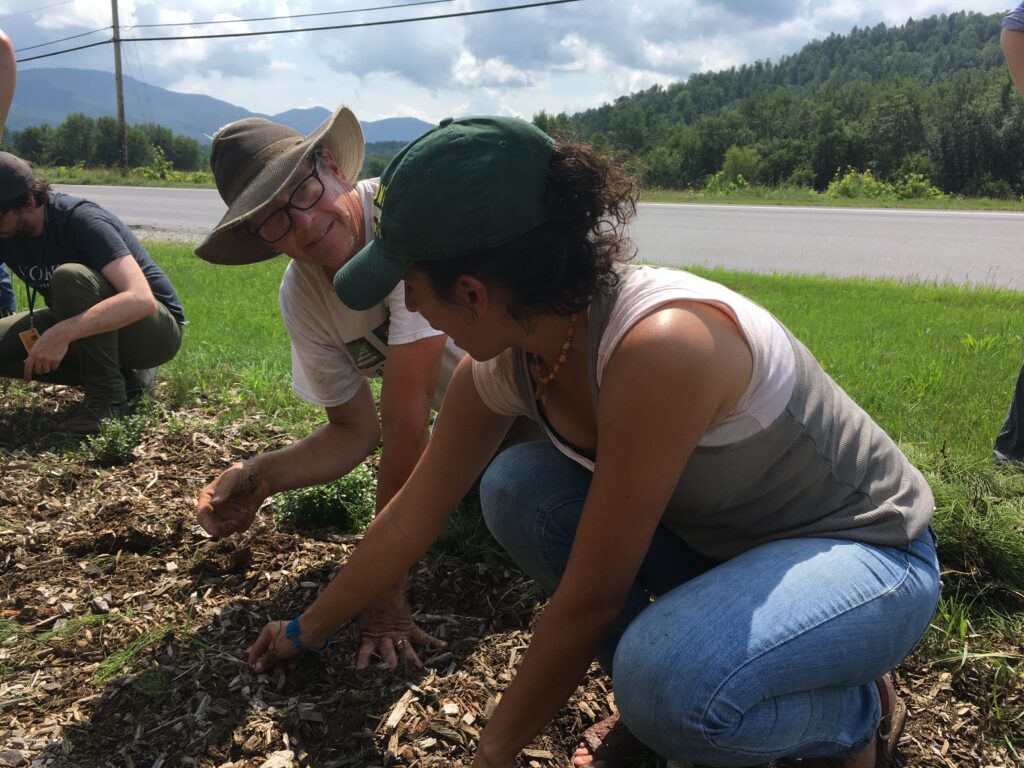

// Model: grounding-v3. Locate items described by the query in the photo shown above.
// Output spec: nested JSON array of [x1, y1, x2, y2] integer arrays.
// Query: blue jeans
[[994, 361, 1024, 463], [0, 264, 15, 317], [480, 441, 941, 766]]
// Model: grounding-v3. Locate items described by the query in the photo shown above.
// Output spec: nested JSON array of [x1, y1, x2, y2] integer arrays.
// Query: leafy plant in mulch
[[272, 461, 376, 531], [86, 413, 147, 466]]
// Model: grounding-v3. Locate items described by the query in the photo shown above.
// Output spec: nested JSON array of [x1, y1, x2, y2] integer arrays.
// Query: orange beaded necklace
[[530, 312, 578, 406]]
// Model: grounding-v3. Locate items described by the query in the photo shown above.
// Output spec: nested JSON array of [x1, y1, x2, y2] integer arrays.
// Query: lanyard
[[26, 283, 38, 330]]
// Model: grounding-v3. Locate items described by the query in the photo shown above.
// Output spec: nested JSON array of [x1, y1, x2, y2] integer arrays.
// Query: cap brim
[[196, 106, 365, 265], [333, 238, 413, 311]]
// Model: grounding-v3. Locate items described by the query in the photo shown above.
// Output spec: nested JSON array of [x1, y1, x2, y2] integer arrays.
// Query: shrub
[[273, 462, 376, 531], [962, 173, 1016, 200], [893, 172, 945, 200], [49, 161, 86, 181], [787, 164, 816, 188], [897, 152, 941, 182], [139, 145, 174, 181], [825, 167, 895, 200], [87, 413, 146, 466], [704, 170, 751, 196], [720, 145, 763, 186]]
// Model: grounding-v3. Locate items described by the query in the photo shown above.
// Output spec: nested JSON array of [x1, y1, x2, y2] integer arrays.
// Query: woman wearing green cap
[[250, 116, 940, 768]]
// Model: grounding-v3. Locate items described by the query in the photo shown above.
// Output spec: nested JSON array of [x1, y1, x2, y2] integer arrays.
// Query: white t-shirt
[[279, 179, 464, 410], [471, 266, 797, 468]]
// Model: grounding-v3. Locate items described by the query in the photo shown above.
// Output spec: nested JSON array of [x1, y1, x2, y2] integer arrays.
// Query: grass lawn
[[644, 187, 1024, 212]]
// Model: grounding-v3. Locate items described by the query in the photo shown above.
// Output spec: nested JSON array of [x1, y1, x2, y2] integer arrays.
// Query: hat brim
[[195, 106, 365, 266], [333, 238, 413, 312]]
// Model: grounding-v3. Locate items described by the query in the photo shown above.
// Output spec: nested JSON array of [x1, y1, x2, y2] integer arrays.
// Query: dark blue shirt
[[1006, 2, 1024, 31], [0, 193, 186, 324]]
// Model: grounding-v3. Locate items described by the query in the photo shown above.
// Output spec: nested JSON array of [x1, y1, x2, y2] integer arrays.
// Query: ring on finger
[[395, 638, 406, 649]]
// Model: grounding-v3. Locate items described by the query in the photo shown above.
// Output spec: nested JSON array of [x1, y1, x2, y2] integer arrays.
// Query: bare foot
[[572, 713, 652, 767]]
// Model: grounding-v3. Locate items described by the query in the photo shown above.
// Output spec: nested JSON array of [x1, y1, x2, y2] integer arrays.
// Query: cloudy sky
[[2, 0, 1014, 122]]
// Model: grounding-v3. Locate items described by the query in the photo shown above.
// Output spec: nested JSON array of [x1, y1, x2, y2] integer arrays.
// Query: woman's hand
[[248, 620, 303, 673]]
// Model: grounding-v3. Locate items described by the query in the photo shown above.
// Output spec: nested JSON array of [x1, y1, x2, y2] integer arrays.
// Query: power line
[[14, 0, 583, 64], [124, 0, 455, 30], [15, 27, 110, 54], [13, 0, 450, 56], [16, 38, 111, 63], [0, 0, 75, 22], [122, 0, 582, 43]]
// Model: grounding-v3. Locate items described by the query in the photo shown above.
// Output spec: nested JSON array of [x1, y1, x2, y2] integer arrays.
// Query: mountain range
[[9, 68, 434, 145]]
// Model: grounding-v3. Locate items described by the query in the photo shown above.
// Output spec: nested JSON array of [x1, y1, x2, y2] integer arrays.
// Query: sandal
[[573, 713, 653, 767], [798, 673, 907, 768], [873, 673, 907, 767]]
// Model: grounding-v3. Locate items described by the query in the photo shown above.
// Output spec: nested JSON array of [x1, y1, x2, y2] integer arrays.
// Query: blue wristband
[[284, 617, 330, 654]]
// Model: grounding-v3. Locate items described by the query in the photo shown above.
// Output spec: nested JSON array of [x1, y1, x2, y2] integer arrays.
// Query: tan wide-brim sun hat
[[195, 105, 365, 265]]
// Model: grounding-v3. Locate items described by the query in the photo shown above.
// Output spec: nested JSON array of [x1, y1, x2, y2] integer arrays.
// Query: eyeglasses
[[248, 161, 326, 244]]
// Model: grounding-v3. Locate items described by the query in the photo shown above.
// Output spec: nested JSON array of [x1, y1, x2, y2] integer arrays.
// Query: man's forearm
[[52, 291, 156, 343], [252, 419, 380, 496]]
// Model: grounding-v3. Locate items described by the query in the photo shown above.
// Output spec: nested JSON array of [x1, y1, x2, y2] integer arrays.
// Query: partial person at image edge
[[0, 152, 186, 434], [993, 0, 1024, 468], [0, 29, 17, 318]]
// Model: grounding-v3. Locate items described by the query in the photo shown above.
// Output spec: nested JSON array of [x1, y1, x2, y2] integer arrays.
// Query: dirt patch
[[1, 385, 1020, 767]]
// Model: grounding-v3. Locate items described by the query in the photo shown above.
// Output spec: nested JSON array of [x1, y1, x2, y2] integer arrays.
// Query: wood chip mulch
[[1, 385, 1021, 767]]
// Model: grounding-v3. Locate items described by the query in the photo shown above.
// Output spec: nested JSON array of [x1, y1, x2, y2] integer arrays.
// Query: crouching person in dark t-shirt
[[0, 152, 186, 434]]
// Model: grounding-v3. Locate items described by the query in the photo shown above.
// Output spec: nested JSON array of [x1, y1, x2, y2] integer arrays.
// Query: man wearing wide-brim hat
[[195, 106, 462, 668]]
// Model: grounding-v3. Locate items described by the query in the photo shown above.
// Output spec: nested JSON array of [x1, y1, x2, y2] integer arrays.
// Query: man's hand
[[248, 620, 302, 674], [355, 586, 447, 669], [23, 326, 69, 381], [197, 461, 271, 537]]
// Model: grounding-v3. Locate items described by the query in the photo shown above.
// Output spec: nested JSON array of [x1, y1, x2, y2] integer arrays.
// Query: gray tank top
[[510, 271, 934, 560]]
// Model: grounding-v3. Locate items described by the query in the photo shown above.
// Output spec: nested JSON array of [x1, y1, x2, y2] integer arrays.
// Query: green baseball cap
[[333, 115, 554, 311]]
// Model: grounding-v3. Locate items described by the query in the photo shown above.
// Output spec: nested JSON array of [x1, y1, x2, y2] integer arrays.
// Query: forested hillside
[[536, 11, 1024, 196]]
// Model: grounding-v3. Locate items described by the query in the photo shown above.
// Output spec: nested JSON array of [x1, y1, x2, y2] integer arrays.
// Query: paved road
[[54, 184, 1024, 290]]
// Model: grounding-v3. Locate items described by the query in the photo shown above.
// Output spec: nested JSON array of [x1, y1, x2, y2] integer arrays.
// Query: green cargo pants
[[0, 263, 183, 404]]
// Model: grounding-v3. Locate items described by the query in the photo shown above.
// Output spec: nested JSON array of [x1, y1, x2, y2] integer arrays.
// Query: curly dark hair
[[414, 139, 639, 324]]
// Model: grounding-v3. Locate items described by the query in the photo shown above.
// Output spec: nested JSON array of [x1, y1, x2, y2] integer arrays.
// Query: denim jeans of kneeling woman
[[480, 440, 941, 767]]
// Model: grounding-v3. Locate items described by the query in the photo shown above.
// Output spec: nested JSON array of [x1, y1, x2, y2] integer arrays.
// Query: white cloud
[[451, 51, 531, 87], [9, 0, 1014, 123]]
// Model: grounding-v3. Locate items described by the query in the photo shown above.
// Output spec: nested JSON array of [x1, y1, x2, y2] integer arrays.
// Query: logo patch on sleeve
[[345, 337, 386, 370], [372, 183, 386, 239]]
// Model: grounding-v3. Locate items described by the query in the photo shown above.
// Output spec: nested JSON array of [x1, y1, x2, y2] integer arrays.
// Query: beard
[[0, 210, 35, 240]]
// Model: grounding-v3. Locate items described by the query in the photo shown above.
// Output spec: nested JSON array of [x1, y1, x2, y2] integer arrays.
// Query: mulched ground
[[1, 384, 1021, 768]]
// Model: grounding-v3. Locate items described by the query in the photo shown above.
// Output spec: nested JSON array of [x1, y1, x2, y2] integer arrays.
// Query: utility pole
[[111, 0, 128, 172]]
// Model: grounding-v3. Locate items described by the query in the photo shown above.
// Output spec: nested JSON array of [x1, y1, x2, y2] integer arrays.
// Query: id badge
[[19, 328, 39, 353]]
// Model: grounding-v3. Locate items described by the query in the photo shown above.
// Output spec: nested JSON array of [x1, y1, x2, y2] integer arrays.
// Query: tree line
[[534, 11, 1024, 197], [0, 113, 206, 172], [1, 12, 1019, 194]]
